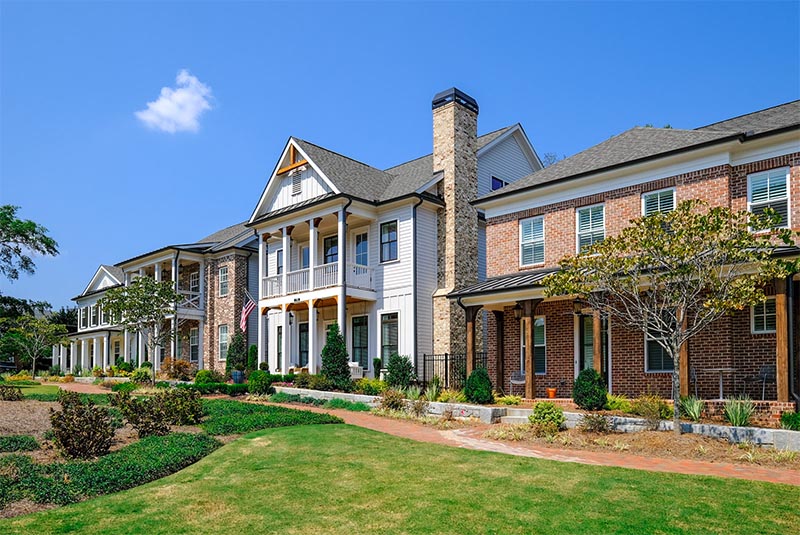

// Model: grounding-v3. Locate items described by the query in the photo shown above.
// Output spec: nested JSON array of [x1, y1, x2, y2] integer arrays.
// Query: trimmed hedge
[[0, 435, 39, 453], [0, 433, 220, 507], [176, 382, 248, 396], [201, 399, 343, 435]]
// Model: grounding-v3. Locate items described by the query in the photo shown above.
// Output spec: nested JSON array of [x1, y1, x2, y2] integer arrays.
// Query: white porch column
[[153, 324, 161, 371], [102, 336, 109, 370], [123, 329, 130, 363], [52, 345, 59, 367], [155, 262, 162, 282], [337, 208, 347, 339], [257, 308, 264, 366], [138, 267, 145, 278], [92, 337, 99, 369], [60, 345, 67, 372], [281, 308, 290, 372], [282, 227, 290, 295], [81, 339, 89, 371], [197, 319, 205, 370], [258, 234, 265, 299], [309, 218, 318, 289], [308, 300, 317, 374], [137, 332, 144, 366], [67, 341, 74, 373]]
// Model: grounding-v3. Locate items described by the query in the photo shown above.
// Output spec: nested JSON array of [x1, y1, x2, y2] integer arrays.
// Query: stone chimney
[[431, 88, 479, 355]]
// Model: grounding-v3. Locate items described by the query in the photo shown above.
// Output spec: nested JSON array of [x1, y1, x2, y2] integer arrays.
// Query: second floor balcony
[[262, 262, 374, 298]]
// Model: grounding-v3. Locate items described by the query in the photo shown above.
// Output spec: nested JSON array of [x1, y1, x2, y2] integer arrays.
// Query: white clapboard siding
[[415, 206, 437, 358], [266, 167, 332, 214], [478, 133, 536, 197], [371, 204, 413, 292]]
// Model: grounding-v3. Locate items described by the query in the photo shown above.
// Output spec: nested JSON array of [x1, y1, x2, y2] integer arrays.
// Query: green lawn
[[16, 384, 60, 396], [2, 424, 797, 535]]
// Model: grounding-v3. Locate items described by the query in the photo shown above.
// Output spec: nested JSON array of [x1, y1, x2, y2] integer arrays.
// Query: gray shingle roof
[[100, 264, 124, 284], [198, 221, 250, 244], [478, 101, 800, 202], [292, 126, 515, 203]]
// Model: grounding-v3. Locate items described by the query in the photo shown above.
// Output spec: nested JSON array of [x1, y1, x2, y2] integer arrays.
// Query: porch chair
[[741, 364, 776, 400], [509, 371, 526, 397]]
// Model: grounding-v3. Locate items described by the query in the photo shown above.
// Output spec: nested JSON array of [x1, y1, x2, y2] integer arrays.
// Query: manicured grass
[[16, 384, 60, 397], [200, 399, 342, 435], [3, 424, 797, 534]]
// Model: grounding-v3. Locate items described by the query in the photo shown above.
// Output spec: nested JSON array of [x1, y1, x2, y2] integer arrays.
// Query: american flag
[[240, 293, 256, 332]]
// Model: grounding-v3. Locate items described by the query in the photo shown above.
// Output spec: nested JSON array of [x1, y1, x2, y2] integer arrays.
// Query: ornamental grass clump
[[780, 411, 800, 431], [724, 395, 756, 427], [679, 396, 705, 422], [573, 369, 607, 410], [464, 368, 494, 404]]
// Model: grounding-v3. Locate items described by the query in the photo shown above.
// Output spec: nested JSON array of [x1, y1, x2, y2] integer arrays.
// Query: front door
[[298, 322, 309, 367], [578, 315, 610, 389]]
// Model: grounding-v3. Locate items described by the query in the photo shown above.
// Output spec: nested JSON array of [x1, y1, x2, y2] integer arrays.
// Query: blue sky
[[1, 1, 798, 309]]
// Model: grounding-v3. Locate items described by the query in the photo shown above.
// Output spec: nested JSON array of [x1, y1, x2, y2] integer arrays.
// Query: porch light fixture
[[513, 303, 523, 321], [573, 299, 584, 315], [288, 312, 294, 325]]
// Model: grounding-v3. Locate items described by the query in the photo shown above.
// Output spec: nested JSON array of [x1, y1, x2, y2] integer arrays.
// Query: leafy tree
[[2, 315, 68, 376], [225, 330, 247, 375], [320, 323, 351, 391], [0, 205, 58, 281], [545, 200, 797, 434], [49, 306, 78, 333], [99, 276, 181, 379], [0, 295, 50, 321], [540, 152, 564, 168]]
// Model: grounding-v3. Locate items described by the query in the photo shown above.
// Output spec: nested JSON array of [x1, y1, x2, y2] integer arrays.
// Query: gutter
[[411, 196, 424, 372]]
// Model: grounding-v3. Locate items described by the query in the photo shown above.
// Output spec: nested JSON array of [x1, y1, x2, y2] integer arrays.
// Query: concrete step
[[504, 408, 534, 417], [499, 415, 531, 425]]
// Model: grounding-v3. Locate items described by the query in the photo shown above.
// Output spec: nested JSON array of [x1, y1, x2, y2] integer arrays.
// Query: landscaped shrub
[[6, 372, 33, 382], [354, 377, 387, 396], [158, 388, 204, 425], [116, 360, 134, 373], [200, 399, 343, 435], [573, 369, 607, 410], [631, 394, 671, 430], [437, 389, 467, 403], [91, 366, 105, 378], [293, 372, 311, 388], [780, 411, 800, 431], [529, 401, 565, 430], [0, 433, 221, 507], [320, 323, 352, 391], [323, 398, 371, 412], [111, 391, 170, 437], [259, 362, 270, 372], [723, 396, 755, 427], [0, 435, 39, 452], [464, 368, 494, 404], [385, 353, 415, 388], [140, 360, 153, 369], [0, 385, 23, 401], [679, 396, 705, 422], [308, 374, 334, 392], [61, 374, 75, 383], [111, 381, 138, 394], [247, 344, 258, 373], [379, 389, 406, 411], [605, 393, 632, 413], [578, 413, 611, 433], [495, 395, 522, 406], [162, 358, 196, 381], [409, 398, 429, 417], [130, 367, 152, 384], [247, 370, 274, 395], [50, 390, 114, 459], [47, 365, 62, 377]]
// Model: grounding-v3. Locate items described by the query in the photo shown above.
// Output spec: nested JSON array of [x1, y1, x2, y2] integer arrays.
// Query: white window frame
[[519, 216, 545, 267], [751, 297, 777, 334], [576, 203, 605, 253], [747, 167, 790, 229], [218, 324, 229, 361], [351, 314, 369, 368], [218, 266, 229, 297], [291, 170, 302, 196], [520, 316, 546, 375], [80, 307, 88, 329], [189, 327, 199, 362], [352, 229, 369, 267], [276, 249, 284, 275], [642, 187, 676, 216], [189, 271, 200, 293], [90, 305, 98, 327]]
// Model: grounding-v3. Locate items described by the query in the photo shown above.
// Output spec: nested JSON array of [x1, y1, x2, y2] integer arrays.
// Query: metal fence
[[419, 352, 487, 389]]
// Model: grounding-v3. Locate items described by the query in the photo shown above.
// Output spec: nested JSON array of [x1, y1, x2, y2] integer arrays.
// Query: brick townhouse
[[451, 100, 800, 411]]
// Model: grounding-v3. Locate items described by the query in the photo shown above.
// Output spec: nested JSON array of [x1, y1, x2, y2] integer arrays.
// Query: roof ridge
[[695, 99, 800, 130], [294, 137, 394, 177]]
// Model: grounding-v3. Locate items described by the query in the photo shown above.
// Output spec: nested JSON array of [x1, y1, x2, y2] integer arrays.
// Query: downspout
[[412, 196, 424, 373]]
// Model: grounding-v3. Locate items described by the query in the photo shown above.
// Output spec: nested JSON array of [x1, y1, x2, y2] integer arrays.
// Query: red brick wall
[[203, 252, 249, 372], [486, 153, 800, 278]]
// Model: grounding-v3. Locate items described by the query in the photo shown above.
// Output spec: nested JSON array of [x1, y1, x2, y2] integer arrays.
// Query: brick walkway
[[54, 382, 107, 394]]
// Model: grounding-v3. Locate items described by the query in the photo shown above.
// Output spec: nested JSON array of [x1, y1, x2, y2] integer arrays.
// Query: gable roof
[[198, 221, 250, 244], [75, 264, 125, 300], [477, 100, 800, 203]]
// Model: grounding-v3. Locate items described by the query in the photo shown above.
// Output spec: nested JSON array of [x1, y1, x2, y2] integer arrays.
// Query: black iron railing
[[419, 352, 487, 389]]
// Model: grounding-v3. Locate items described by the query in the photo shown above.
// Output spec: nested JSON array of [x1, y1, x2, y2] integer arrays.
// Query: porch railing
[[419, 352, 488, 390], [261, 263, 376, 299], [314, 263, 338, 289], [348, 263, 373, 290], [177, 290, 202, 310], [286, 269, 309, 294], [262, 275, 282, 298]]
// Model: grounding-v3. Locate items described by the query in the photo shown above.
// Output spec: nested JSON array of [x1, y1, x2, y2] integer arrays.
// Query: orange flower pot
[[546, 387, 557, 399]]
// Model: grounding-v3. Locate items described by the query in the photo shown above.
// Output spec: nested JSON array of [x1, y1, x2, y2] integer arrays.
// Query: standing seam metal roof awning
[[448, 268, 559, 299]]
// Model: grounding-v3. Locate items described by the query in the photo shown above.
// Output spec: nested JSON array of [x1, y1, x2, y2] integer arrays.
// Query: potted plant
[[546, 386, 557, 399], [232, 364, 246, 384]]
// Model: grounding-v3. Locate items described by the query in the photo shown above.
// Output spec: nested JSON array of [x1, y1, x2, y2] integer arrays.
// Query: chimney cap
[[432, 88, 479, 114]]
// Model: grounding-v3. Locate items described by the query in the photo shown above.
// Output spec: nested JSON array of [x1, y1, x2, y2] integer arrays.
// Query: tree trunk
[[670, 344, 682, 436]]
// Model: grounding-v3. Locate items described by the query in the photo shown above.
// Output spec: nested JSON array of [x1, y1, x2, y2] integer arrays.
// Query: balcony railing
[[261, 263, 374, 298], [177, 290, 202, 310]]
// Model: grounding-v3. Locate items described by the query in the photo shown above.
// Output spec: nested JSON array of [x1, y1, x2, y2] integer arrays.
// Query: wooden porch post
[[523, 299, 542, 399], [465, 305, 481, 377], [679, 312, 689, 397], [493, 311, 504, 391], [592, 310, 602, 373], [776, 278, 789, 402]]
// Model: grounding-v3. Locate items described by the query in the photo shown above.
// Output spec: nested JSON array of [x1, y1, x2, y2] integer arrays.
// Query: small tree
[[247, 344, 258, 373], [2, 315, 68, 376], [225, 330, 247, 375], [385, 353, 415, 388], [0, 205, 58, 281], [545, 201, 797, 434], [99, 276, 181, 380], [320, 323, 351, 391]]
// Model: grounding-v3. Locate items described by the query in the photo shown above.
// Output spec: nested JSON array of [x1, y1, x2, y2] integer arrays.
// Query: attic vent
[[291, 170, 302, 195]]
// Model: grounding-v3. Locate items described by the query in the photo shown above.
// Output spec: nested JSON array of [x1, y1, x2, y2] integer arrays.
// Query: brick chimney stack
[[431, 88, 479, 355]]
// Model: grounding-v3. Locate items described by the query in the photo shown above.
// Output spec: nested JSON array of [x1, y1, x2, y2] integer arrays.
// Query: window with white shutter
[[643, 188, 675, 216], [577, 205, 605, 252], [748, 168, 789, 228], [519, 216, 544, 266]]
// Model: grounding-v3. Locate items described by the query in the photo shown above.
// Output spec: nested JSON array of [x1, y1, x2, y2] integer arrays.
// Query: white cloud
[[135, 69, 213, 133]]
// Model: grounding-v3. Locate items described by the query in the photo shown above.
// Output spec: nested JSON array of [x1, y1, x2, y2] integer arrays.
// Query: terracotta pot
[[546, 387, 557, 399]]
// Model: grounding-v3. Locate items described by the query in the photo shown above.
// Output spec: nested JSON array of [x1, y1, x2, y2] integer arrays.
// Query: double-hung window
[[646, 314, 674, 372], [189, 271, 200, 293], [643, 188, 675, 216], [300, 246, 310, 269], [748, 168, 789, 228], [80, 307, 88, 329], [189, 327, 199, 362], [218, 267, 229, 296], [577, 205, 605, 252], [352, 316, 369, 368], [276, 250, 283, 275], [380, 221, 398, 262], [752, 298, 777, 333], [323, 236, 338, 264], [381, 313, 398, 361], [355, 232, 368, 266], [218, 325, 229, 360], [90, 305, 98, 327], [520, 317, 546, 374], [519, 216, 544, 266]]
